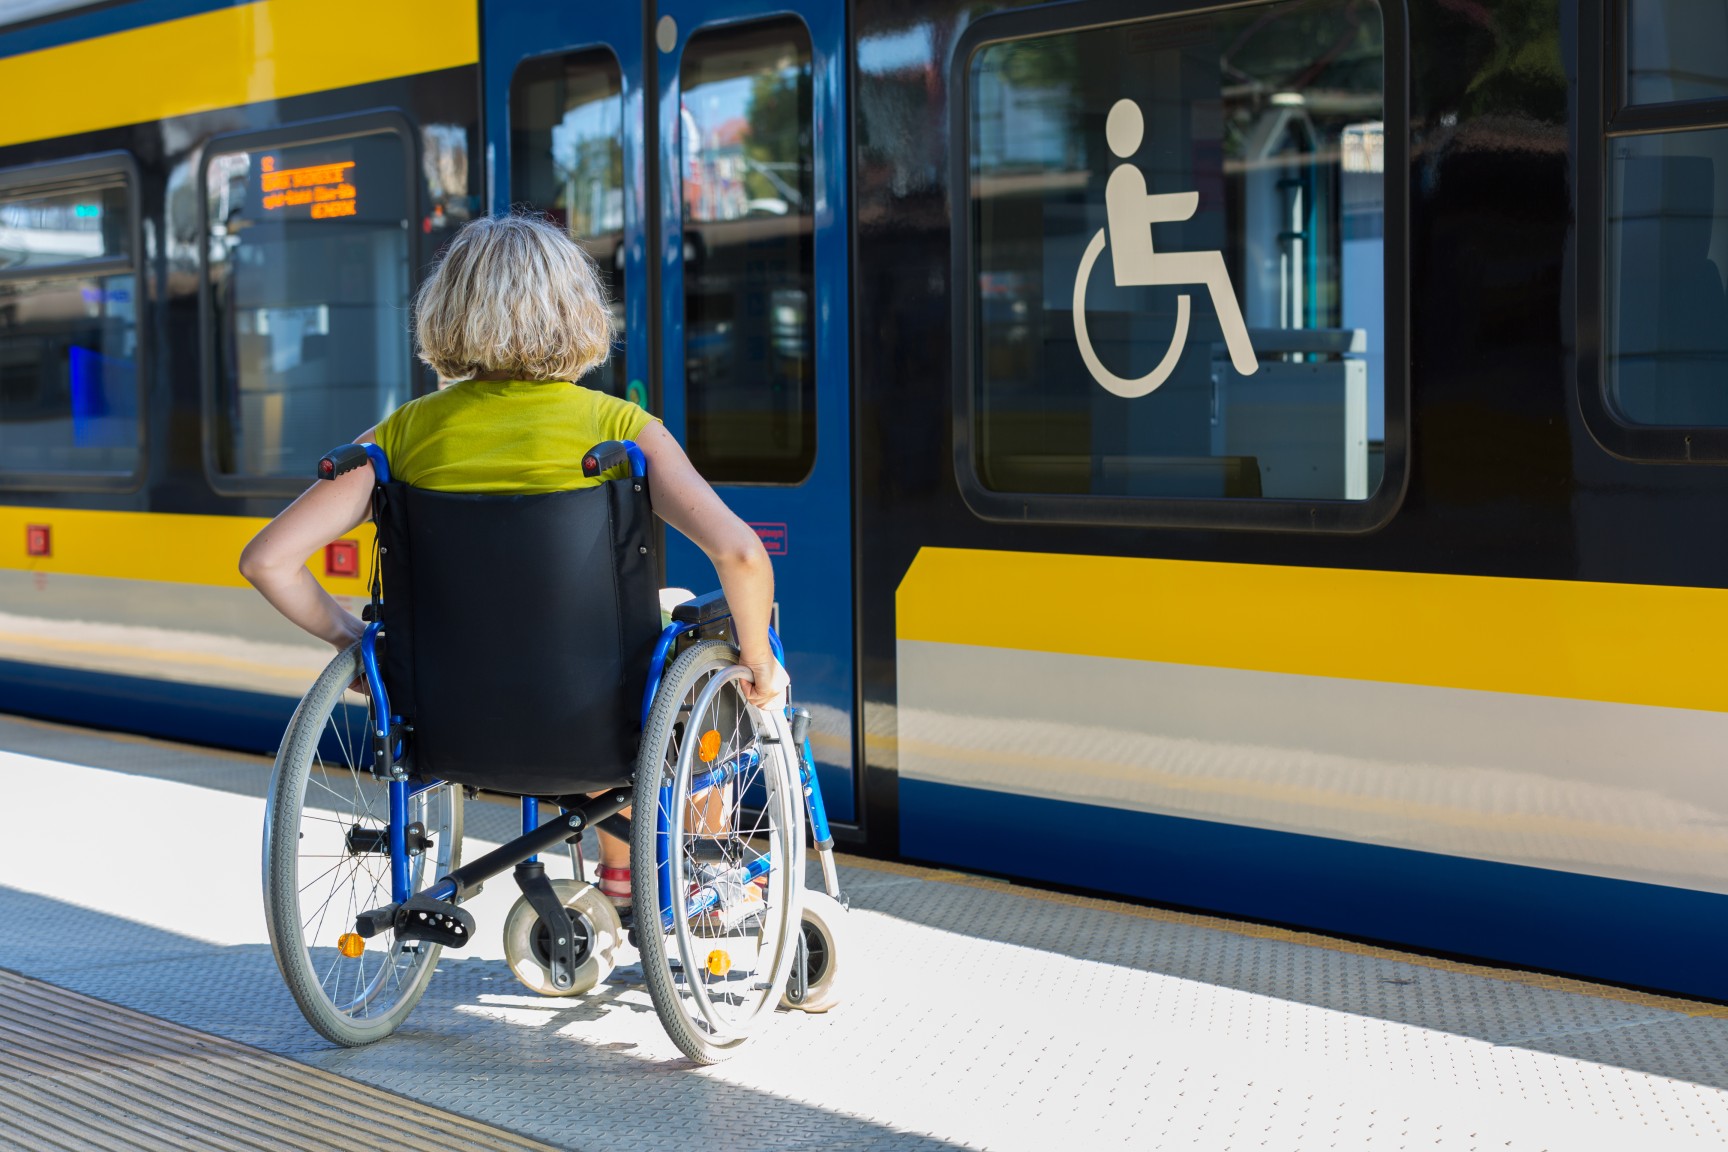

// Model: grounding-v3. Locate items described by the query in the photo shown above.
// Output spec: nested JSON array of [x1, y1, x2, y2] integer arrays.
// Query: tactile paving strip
[[6, 713, 1728, 1151], [0, 967, 559, 1152]]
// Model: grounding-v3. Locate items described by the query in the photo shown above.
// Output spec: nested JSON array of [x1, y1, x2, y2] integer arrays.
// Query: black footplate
[[353, 894, 475, 948]]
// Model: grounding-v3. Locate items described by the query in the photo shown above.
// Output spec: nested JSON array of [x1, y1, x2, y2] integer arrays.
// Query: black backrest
[[376, 476, 661, 797]]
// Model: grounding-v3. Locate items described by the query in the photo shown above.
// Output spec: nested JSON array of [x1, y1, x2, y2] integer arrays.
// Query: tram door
[[485, 3, 856, 824]]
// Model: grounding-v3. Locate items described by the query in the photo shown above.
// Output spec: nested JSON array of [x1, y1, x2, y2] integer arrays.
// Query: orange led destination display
[[258, 155, 357, 219]]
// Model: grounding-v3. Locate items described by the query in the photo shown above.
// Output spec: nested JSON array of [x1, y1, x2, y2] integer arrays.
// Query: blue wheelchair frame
[[337, 439, 837, 928]]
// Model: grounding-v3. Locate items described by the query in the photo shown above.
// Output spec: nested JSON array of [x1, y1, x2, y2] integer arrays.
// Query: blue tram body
[[4, 0, 1728, 1002]]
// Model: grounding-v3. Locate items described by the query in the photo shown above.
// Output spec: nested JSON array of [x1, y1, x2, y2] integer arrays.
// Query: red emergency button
[[325, 539, 360, 577], [25, 524, 50, 557]]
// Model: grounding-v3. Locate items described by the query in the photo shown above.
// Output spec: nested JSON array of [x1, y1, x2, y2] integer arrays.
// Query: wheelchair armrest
[[671, 589, 731, 625]]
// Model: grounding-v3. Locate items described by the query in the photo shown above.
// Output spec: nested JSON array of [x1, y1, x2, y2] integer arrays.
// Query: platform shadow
[[0, 885, 969, 1151]]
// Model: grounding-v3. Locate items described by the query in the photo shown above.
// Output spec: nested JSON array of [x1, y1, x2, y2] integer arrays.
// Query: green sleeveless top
[[373, 380, 655, 493]]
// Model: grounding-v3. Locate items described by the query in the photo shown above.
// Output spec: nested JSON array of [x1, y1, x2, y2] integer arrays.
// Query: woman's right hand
[[739, 655, 790, 710]]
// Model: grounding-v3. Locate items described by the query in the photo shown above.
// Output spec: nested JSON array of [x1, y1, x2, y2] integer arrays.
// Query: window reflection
[[0, 273, 138, 477], [0, 162, 138, 482], [511, 50, 627, 397], [1627, 0, 1728, 106], [421, 123, 474, 235], [1607, 131, 1728, 425], [205, 130, 411, 481], [681, 17, 815, 484], [970, 0, 1384, 503], [0, 181, 130, 270]]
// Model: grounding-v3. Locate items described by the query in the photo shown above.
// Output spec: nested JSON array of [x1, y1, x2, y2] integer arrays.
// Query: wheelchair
[[260, 438, 847, 1063]]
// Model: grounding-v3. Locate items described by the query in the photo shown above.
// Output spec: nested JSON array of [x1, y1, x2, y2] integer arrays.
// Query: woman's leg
[[595, 789, 740, 915], [597, 825, 632, 909]]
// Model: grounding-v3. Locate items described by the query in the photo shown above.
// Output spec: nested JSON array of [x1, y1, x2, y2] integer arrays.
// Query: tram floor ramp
[[0, 967, 558, 1152]]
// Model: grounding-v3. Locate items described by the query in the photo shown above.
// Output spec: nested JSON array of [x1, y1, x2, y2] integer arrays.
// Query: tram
[[3, 0, 1727, 1002]]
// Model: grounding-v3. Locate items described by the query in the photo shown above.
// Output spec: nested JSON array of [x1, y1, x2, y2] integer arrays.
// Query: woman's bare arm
[[238, 430, 378, 650], [636, 421, 787, 707]]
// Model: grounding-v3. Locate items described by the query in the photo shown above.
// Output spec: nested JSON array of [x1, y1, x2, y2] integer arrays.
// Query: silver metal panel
[[898, 638, 1728, 893], [0, 569, 342, 695]]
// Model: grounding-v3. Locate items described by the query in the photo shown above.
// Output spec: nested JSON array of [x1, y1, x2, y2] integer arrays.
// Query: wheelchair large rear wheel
[[632, 640, 804, 1063], [263, 643, 463, 1046]]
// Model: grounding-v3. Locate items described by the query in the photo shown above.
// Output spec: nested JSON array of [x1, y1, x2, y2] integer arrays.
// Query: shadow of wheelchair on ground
[[0, 883, 973, 1151]]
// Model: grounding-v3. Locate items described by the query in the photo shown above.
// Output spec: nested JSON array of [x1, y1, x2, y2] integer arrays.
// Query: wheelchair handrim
[[665, 666, 802, 1045]]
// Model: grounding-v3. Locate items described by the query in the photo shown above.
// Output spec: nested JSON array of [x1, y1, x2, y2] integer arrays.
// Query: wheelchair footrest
[[354, 894, 475, 949]]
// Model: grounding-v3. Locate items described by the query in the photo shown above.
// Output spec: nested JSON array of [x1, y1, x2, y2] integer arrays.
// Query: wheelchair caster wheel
[[502, 880, 622, 996], [780, 891, 848, 1014]]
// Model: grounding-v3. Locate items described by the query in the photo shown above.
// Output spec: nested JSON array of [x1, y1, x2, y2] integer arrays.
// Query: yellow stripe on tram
[[896, 547, 1728, 714], [0, 506, 374, 596], [0, 0, 479, 149]]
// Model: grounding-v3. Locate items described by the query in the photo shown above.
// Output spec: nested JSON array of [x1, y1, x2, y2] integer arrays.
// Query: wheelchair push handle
[[581, 439, 647, 480], [316, 443, 391, 484], [317, 444, 371, 481]]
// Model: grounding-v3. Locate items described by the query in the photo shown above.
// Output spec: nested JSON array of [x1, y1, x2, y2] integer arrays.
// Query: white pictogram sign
[[1073, 99, 1259, 398]]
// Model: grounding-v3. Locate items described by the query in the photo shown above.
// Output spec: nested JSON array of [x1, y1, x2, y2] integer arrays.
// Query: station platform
[[3, 715, 1728, 1151]]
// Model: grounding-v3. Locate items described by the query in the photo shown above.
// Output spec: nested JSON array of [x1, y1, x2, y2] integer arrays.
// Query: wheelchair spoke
[[266, 644, 463, 1045], [634, 643, 803, 1060]]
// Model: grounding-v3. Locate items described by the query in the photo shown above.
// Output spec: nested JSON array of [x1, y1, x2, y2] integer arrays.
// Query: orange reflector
[[337, 932, 366, 958], [698, 730, 721, 763], [706, 949, 731, 977]]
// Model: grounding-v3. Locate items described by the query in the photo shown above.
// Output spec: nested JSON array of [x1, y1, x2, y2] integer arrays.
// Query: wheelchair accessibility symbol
[[1073, 99, 1259, 398]]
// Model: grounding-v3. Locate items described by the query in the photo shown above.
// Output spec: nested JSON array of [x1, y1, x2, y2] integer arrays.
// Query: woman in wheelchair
[[238, 214, 843, 1061]]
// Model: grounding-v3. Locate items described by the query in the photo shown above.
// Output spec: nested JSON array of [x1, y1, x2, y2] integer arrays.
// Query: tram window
[[1605, 129, 1728, 425], [965, 0, 1386, 509], [1625, 1, 1728, 107], [203, 125, 412, 485], [510, 48, 628, 398], [0, 156, 140, 486], [680, 17, 815, 485]]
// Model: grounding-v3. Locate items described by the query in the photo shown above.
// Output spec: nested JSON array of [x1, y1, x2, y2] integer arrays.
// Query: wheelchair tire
[[263, 643, 463, 1047], [780, 890, 848, 1014], [631, 640, 804, 1064], [501, 879, 622, 996]]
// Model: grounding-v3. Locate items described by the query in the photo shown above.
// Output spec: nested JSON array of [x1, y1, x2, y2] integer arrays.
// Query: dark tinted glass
[[206, 131, 411, 479], [511, 49, 628, 398], [0, 272, 138, 476], [1607, 130, 1728, 425], [970, 0, 1385, 503], [680, 18, 815, 484], [1627, 1, 1728, 106]]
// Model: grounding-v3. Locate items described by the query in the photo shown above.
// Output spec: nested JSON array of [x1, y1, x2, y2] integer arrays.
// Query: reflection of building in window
[[0, 163, 138, 481], [679, 18, 816, 484], [421, 123, 472, 230], [684, 108, 752, 221], [510, 50, 628, 397], [1342, 122, 1384, 443]]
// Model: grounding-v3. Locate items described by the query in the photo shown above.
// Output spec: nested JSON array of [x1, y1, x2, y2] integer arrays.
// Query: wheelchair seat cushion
[[376, 476, 661, 797]]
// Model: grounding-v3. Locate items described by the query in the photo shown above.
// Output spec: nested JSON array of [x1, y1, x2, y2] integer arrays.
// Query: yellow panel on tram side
[[0, 505, 374, 597], [0, 0, 479, 149], [896, 546, 1728, 715]]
